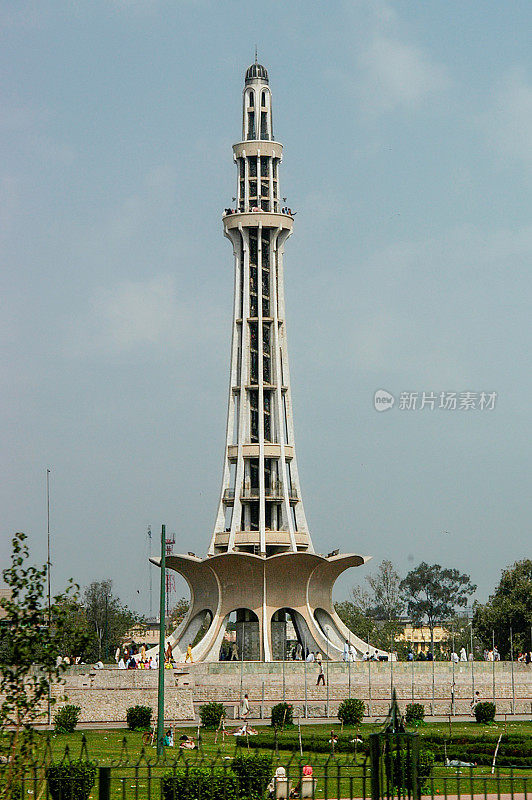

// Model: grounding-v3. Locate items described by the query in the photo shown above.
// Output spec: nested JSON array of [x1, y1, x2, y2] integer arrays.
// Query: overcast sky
[[2, 0, 531, 616]]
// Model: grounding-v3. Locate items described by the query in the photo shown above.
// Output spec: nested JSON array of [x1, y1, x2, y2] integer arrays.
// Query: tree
[[336, 560, 404, 653], [473, 559, 532, 659], [335, 599, 375, 645], [366, 560, 404, 622], [400, 562, 476, 656], [82, 580, 142, 662], [0, 532, 88, 798], [50, 599, 92, 662], [167, 597, 190, 632]]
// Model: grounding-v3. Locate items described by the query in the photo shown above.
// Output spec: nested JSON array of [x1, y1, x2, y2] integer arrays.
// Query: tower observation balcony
[[223, 209, 293, 233]]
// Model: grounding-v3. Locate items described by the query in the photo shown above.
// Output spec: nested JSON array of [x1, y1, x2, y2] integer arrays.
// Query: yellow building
[[395, 624, 450, 654]]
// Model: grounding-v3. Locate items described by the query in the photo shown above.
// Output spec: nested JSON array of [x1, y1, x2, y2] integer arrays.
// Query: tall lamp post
[[156, 524, 166, 756]]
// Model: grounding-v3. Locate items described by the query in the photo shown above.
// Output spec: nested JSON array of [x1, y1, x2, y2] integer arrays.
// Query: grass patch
[[17, 722, 532, 800]]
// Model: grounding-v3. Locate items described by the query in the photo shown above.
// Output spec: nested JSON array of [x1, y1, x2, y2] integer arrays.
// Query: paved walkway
[[31, 713, 531, 730]]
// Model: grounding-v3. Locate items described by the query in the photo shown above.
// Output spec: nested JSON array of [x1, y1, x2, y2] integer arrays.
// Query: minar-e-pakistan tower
[[157, 61, 379, 662]]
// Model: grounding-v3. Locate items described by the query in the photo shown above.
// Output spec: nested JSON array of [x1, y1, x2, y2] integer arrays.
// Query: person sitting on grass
[[163, 728, 174, 747], [233, 721, 258, 736], [179, 734, 196, 749]]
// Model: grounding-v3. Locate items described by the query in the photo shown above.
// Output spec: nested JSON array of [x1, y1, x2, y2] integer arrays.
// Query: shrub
[[392, 747, 434, 791], [418, 750, 435, 788], [126, 705, 153, 731], [199, 701, 226, 729], [231, 754, 272, 799], [405, 703, 425, 725], [474, 702, 496, 724], [270, 702, 293, 728], [46, 762, 97, 800], [338, 698, 365, 726], [53, 704, 81, 733], [1, 782, 22, 800], [162, 766, 238, 800]]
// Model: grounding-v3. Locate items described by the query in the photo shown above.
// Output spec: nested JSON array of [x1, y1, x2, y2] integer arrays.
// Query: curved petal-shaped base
[[147, 551, 387, 662]]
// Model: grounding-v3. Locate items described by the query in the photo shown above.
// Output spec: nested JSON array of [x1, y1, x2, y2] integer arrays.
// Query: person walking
[[185, 644, 194, 663], [316, 661, 325, 686], [470, 690, 481, 715], [240, 693, 250, 719]]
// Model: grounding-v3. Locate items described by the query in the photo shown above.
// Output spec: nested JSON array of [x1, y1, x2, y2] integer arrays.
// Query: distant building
[[123, 620, 159, 648], [395, 623, 450, 654]]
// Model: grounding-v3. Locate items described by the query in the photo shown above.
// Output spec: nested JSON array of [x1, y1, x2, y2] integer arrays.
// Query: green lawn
[[37, 719, 532, 763], [18, 722, 532, 800]]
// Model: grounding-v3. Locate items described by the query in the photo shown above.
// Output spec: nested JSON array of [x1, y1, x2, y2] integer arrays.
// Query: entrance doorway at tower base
[[221, 609, 260, 661], [271, 608, 314, 661]]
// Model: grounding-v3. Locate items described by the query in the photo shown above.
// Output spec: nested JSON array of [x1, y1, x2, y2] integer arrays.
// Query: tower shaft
[[209, 63, 312, 557]]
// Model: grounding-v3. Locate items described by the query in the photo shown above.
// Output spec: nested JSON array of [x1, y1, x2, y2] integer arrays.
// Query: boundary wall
[[45, 661, 532, 724]]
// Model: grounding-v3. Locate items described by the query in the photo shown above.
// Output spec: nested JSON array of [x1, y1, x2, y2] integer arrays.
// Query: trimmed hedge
[[46, 762, 97, 800], [233, 730, 532, 767], [338, 698, 365, 726], [236, 731, 362, 754], [54, 704, 81, 734], [474, 702, 496, 724], [126, 705, 152, 731], [162, 766, 238, 800], [231, 754, 272, 799], [199, 701, 226, 729], [405, 703, 425, 725]]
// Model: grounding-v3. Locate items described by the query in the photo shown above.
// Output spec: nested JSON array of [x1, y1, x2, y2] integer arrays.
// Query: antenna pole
[[46, 468, 51, 726], [46, 469, 51, 618]]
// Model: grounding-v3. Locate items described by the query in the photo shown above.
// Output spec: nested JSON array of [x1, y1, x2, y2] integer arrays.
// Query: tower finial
[[255, 45, 258, 64]]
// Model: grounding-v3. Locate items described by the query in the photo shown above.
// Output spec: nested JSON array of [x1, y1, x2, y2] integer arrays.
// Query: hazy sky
[[2, 0, 531, 616]]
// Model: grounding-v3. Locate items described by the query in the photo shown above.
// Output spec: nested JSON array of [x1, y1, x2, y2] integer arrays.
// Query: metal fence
[[198, 660, 532, 720], [7, 736, 532, 800]]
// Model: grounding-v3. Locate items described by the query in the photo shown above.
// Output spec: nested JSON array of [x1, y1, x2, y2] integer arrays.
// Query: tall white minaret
[[154, 61, 377, 663], [209, 61, 312, 558]]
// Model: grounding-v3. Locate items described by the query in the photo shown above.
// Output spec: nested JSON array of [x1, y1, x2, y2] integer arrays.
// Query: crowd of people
[[114, 640, 194, 669], [117, 644, 157, 670]]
